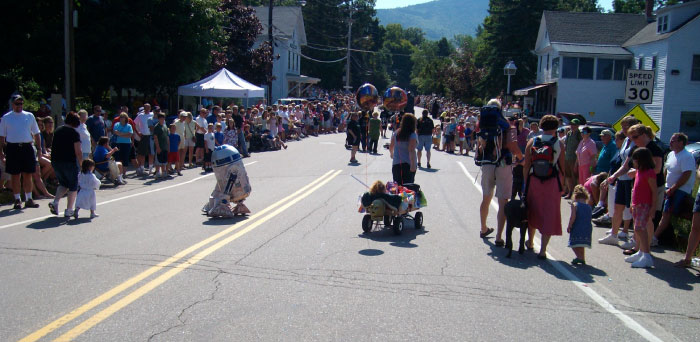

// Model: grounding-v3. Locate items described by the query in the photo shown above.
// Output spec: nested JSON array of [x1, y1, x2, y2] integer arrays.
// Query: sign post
[[625, 69, 654, 104]]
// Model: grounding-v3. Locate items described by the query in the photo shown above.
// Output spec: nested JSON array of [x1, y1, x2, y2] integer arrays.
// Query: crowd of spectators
[[0, 92, 364, 210]]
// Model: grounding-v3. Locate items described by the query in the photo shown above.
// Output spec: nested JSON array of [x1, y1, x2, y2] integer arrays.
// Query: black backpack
[[530, 136, 559, 180], [475, 106, 509, 166]]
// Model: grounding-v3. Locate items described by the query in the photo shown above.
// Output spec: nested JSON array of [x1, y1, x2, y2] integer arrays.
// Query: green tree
[[383, 23, 419, 90], [1, 0, 227, 105], [558, 0, 601, 12], [475, 0, 559, 99], [613, 0, 679, 13], [300, 0, 383, 90], [219, 0, 273, 86]]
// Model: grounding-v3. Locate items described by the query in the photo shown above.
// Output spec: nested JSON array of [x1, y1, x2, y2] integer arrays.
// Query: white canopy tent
[[177, 68, 265, 109]]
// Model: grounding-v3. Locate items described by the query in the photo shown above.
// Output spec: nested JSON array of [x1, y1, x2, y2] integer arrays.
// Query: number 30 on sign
[[625, 69, 654, 104]]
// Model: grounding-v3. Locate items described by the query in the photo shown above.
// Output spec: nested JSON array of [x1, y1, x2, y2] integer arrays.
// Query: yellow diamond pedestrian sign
[[612, 105, 659, 134]]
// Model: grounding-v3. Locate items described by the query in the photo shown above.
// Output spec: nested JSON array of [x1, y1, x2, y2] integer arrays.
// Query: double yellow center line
[[20, 169, 342, 342]]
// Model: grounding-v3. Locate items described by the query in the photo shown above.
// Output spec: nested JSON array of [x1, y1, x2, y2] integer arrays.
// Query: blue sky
[[375, 0, 613, 11]]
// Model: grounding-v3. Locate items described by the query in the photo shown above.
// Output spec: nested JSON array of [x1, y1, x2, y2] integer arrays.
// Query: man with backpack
[[477, 99, 523, 245]]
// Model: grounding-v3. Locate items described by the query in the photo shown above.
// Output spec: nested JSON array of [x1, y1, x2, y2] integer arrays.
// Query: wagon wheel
[[383, 215, 392, 226], [392, 216, 403, 235], [414, 212, 423, 229], [362, 214, 372, 233]]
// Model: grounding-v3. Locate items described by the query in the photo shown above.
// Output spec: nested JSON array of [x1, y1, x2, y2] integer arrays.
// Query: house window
[[578, 58, 594, 79], [652, 56, 657, 70], [657, 15, 668, 33], [614, 60, 631, 80], [539, 56, 542, 72], [597, 59, 630, 80], [597, 59, 614, 80], [551, 57, 560, 78], [562, 57, 578, 78], [692, 55, 700, 81], [546, 54, 550, 70], [680, 112, 700, 141], [638, 57, 644, 70], [562, 57, 593, 79]]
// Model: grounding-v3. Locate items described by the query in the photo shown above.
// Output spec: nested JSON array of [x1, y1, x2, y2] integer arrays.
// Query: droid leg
[[233, 202, 251, 215]]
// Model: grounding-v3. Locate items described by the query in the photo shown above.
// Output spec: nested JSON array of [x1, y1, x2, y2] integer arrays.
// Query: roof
[[551, 43, 631, 56], [543, 11, 648, 46], [178, 68, 264, 98], [623, 12, 700, 47], [253, 6, 307, 45]]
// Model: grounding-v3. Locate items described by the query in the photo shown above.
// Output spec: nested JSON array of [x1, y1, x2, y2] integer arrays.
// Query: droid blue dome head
[[212, 145, 242, 168]]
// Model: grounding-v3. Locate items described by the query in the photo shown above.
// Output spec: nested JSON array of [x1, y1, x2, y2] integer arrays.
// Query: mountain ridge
[[375, 0, 490, 41]]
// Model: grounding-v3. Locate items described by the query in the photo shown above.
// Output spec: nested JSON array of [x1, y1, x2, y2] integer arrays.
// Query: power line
[[299, 52, 347, 63]]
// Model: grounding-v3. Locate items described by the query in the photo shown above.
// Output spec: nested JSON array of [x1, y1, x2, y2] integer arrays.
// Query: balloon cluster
[[355, 83, 379, 111], [382, 86, 407, 111]]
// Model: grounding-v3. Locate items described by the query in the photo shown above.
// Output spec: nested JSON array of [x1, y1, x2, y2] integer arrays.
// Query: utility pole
[[268, 0, 274, 105], [64, 0, 75, 112], [344, 1, 353, 91]]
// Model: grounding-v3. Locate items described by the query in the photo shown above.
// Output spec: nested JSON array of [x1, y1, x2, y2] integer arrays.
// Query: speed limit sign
[[625, 69, 654, 104]]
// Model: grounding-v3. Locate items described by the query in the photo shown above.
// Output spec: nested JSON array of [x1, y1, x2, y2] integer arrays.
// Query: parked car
[[685, 142, 700, 166]]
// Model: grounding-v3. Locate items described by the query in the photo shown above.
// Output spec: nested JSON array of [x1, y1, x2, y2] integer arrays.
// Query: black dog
[[504, 197, 528, 258]]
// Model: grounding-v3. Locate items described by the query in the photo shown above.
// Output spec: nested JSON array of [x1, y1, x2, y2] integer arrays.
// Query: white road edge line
[[0, 161, 258, 231], [457, 161, 664, 342]]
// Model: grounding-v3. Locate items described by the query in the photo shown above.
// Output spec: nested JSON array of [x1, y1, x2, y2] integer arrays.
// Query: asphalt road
[[1, 110, 699, 341]]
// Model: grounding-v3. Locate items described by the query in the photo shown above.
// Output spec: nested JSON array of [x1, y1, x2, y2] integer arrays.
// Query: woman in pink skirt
[[576, 126, 597, 185], [523, 115, 566, 259]]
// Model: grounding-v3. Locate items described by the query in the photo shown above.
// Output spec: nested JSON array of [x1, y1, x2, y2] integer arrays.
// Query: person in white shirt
[[652, 132, 696, 245], [134, 103, 154, 175], [527, 122, 541, 141], [77, 110, 92, 160], [194, 108, 209, 166], [0, 95, 42, 209], [203, 123, 216, 172]]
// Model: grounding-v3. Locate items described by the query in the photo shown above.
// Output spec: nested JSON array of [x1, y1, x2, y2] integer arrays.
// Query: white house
[[624, 1, 700, 140], [521, 1, 700, 140], [253, 6, 320, 103]]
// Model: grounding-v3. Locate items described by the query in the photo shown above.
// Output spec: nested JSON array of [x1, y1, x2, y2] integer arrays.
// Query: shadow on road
[[202, 215, 250, 226], [645, 257, 700, 290], [358, 248, 384, 256], [485, 239, 608, 283], [26, 216, 71, 229], [357, 225, 427, 248], [417, 167, 439, 173], [0, 208, 26, 218]]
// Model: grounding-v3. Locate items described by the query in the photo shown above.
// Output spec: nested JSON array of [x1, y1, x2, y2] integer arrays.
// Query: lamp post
[[503, 60, 517, 103]]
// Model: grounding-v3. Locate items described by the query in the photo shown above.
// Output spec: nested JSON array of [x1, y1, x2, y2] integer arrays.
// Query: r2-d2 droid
[[202, 145, 252, 218]]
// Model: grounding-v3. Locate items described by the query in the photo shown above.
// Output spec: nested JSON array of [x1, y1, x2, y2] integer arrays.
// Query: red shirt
[[456, 125, 465, 138], [632, 168, 656, 206]]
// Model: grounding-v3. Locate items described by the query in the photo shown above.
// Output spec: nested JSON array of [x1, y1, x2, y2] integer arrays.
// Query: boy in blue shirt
[[167, 124, 182, 176], [214, 123, 225, 146]]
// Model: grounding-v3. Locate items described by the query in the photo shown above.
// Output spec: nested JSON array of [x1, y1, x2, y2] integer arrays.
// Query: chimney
[[646, 0, 654, 22]]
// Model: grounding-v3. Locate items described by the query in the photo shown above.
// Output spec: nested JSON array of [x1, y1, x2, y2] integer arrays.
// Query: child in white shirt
[[75, 159, 101, 219], [203, 123, 216, 172]]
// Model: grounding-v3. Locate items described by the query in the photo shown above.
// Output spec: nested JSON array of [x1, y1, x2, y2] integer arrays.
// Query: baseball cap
[[581, 126, 592, 134], [600, 129, 613, 137], [570, 118, 581, 125], [11, 94, 23, 103]]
